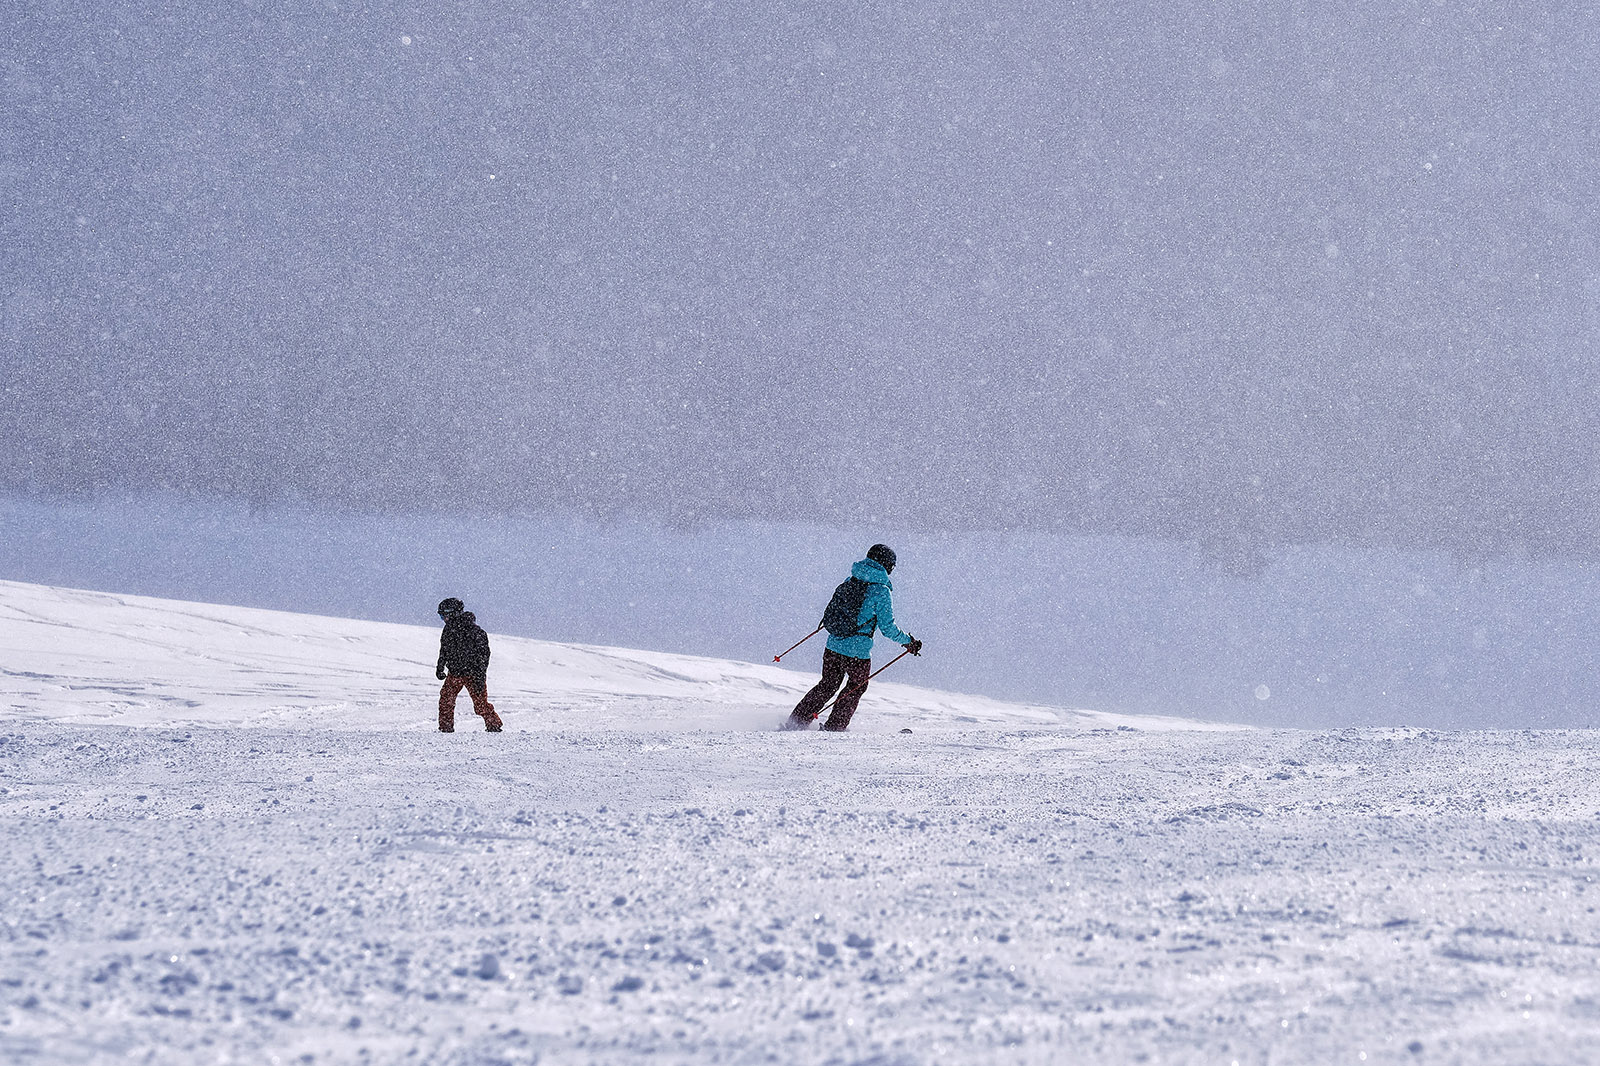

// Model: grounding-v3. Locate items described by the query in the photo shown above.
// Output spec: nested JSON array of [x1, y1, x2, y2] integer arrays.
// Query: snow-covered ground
[[3, 581, 1599, 1064], [14, 492, 1600, 730], [0, 579, 1188, 734]]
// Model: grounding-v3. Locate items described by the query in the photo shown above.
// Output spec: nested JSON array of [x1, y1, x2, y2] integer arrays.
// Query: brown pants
[[439, 675, 502, 732], [787, 648, 872, 731]]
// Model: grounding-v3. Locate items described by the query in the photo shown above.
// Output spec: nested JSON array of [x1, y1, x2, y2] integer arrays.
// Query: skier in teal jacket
[[785, 544, 923, 731]]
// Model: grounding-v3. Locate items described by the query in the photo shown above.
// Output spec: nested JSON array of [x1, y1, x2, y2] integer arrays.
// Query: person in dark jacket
[[435, 598, 502, 733], [784, 544, 923, 732]]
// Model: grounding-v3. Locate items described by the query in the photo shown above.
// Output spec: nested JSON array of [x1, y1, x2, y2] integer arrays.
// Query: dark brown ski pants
[[439, 674, 502, 732], [787, 648, 872, 731]]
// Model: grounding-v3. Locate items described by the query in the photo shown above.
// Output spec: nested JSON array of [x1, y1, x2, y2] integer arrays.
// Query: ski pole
[[815, 647, 915, 717], [773, 625, 824, 663]]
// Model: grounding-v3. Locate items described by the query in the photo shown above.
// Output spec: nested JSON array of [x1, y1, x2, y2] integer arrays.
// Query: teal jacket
[[825, 557, 913, 659]]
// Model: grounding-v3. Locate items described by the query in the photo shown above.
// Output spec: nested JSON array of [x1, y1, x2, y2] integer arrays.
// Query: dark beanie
[[866, 544, 897, 570]]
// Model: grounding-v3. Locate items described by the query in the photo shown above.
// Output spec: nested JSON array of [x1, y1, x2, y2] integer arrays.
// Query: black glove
[[904, 637, 923, 657], [436, 667, 447, 681]]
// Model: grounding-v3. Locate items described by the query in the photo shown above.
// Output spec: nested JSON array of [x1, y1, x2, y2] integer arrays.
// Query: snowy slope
[[17, 492, 1600, 731], [3, 581, 1598, 1065], [0, 579, 1204, 733]]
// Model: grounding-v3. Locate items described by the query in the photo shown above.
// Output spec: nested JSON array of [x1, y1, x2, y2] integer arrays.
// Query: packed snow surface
[[3, 580, 1599, 1064]]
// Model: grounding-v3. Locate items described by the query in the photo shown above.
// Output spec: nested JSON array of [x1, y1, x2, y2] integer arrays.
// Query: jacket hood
[[851, 558, 893, 588], [448, 611, 477, 625]]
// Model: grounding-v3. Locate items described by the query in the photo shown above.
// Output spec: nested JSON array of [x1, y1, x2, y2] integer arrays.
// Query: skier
[[784, 544, 923, 732], [435, 598, 503, 733]]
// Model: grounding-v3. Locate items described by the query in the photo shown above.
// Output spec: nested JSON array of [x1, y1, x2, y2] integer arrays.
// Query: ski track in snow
[[3, 580, 1600, 1064]]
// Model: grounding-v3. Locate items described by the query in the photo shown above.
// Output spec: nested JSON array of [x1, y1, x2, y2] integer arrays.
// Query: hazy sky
[[5, 1, 1598, 558]]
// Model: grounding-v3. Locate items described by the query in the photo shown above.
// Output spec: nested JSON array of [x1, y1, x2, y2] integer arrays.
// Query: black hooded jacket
[[438, 612, 491, 679]]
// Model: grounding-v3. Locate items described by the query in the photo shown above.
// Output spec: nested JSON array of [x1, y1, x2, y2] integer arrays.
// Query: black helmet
[[437, 597, 465, 618], [866, 544, 897, 572]]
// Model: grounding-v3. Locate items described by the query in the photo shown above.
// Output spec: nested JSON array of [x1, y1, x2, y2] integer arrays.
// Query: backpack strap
[[850, 579, 874, 638]]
